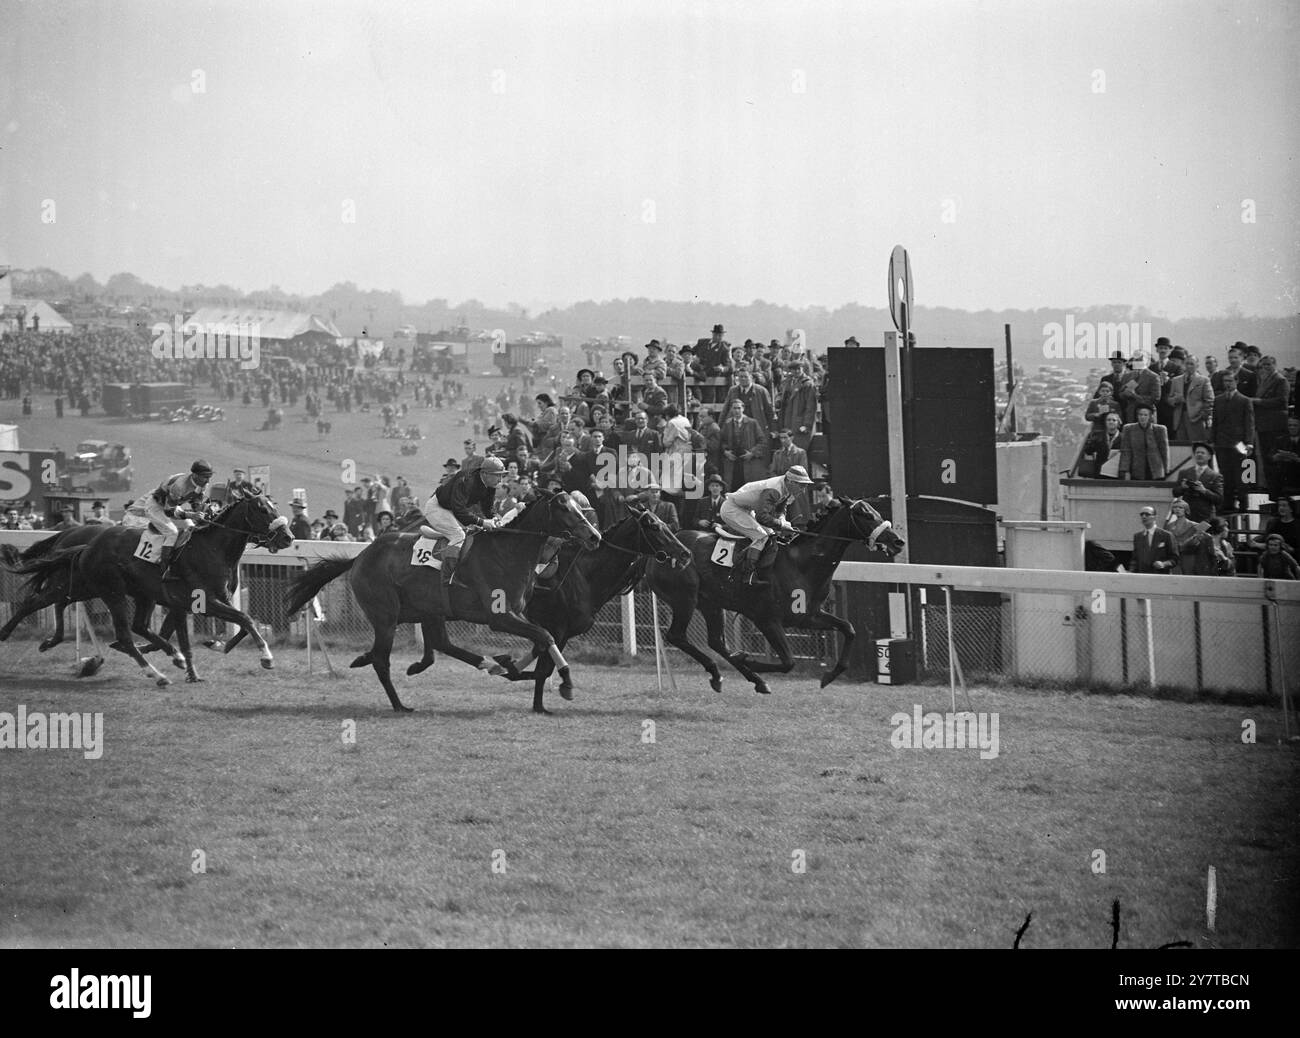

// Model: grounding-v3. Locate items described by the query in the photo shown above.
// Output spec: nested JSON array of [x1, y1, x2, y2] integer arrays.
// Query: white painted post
[[1143, 598, 1157, 687], [1206, 865, 1217, 932], [621, 591, 637, 657]]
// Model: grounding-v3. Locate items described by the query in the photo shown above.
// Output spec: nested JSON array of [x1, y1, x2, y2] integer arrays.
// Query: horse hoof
[[488, 663, 507, 677], [204, 639, 225, 652], [710, 676, 723, 693], [350, 654, 371, 669], [173, 656, 187, 670], [406, 661, 429, 676], [155, 676, 171, 687], [394, 704, 414, 714], [187, 674, 205, 683], [754, 683, 771, 695], [819, 671, 840, 689], [39, 639, 57, 653], [260, 659, 274, 670], [559, 684, 574, 702], [534, 706, 553, 716]]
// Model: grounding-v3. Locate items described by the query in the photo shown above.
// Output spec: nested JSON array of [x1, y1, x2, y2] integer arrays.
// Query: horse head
[[842, 499, 905, 557], [523, 489, 602, 550], [626, 505, 692, 567], [214, 489, 294, 552]]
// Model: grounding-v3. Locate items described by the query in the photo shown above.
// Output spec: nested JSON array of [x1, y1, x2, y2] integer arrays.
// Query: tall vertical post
[[883, 330, 909, 562]]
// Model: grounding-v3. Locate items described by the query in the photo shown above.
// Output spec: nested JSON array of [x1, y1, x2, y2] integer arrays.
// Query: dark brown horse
[[645, 499, 904, 694], [285, 489, 601, 712], [1, 525, 181, 673], [404, 507, 693, 713], [5, 493, 293, 685]]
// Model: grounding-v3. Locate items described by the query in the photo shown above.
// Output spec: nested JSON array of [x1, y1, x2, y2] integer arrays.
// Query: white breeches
[[718, 499, 770, 549], [123, 497, 190, 545], [423, 499, 467, 546]]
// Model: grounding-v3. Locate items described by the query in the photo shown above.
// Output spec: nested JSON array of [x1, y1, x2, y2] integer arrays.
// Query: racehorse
[[1, 526, 121, 655], [4, 493, 293, 685], [645, 499, 904, 695], [285, 489, 601, 712], [404, 507, 693, 714]]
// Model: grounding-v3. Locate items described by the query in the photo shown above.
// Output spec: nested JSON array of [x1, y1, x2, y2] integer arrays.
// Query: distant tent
[[182, 307, 341, 346], [0, 298, 73, 335]]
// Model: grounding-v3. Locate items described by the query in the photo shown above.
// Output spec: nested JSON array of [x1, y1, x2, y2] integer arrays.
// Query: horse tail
[[285, 555, 356, 617], [0, 532, 62, 571], [9, 544, 87, 594]]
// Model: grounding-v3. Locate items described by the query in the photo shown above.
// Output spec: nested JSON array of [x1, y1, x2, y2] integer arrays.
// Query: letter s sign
[[0, 453, 36, 501]]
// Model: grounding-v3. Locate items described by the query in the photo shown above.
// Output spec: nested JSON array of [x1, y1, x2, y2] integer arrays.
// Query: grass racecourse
[[1, 643, 1296, 949]]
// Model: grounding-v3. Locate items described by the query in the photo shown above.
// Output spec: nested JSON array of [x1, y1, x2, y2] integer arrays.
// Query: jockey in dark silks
[[420, 456, 508, 587], [123, 458, 214, 580]]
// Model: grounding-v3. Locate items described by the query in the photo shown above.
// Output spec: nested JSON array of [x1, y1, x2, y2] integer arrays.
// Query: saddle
[[712, 523, 750, 546]]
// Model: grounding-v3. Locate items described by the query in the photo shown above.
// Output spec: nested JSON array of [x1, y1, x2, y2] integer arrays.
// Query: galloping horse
[[285, 489, 601, 712], [645, 499, 904, 695], [5, 493, 293, 685], [404, 507, 693, 714], [1, 525, 119, 654]]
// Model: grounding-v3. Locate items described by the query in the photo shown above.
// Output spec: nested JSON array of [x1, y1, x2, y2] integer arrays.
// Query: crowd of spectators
[[1083, 337, 1299, 578]]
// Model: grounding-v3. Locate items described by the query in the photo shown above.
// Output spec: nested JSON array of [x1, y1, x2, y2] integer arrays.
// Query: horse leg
[[368, 623, 410, 713], [737, 618, 796, 676], [132, 596, 186, 669], [407, 619, 508, 678], [0, 583, 71, 647], [661, 593, 724, 693], [199, 597, 275, 669], [799, 608, 856, 688], [701, 602, 769, 695], [531, 650, 560, 714], [404, 620, 438, 675], [105, 594, 172, 687], [486, 613, 571, 692], [168, 608, 202, 682]]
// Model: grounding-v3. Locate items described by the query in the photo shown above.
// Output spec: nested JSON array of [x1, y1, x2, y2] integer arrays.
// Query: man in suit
[[694, 324, 731, 377], [625, 409, 661, 459], [1267, 413, 1300, 497], [723, 366, 776, 442], [1212, 370, 1256, 512], [288, 500, 313, 540], [1211, 343, 1257, 397], [1117, 352, 1161, 424], [769, 428, 810, 524], [778, 365, 819, 451], [1168, 352, 1213, 441], [1118, 405, 1170, 480], [643, 484, 680, 532], [1096, 352, 1129, 401], [1150, 337, 1179, 429], [1131, 506, 1179, 573], [693, 473, 728, 530], [720, 398, 764, 490], [1252, 355, 1291, 445], [1172, 442, 1224, 522]]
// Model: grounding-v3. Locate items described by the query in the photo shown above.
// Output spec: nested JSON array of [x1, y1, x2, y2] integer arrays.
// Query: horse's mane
[[498, 489, 559, 530]]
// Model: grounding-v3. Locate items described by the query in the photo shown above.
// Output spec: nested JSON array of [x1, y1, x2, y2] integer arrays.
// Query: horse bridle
[[193, 500, 289, 549], [601, 512, 678, 565], [787, 503, 894, 552]]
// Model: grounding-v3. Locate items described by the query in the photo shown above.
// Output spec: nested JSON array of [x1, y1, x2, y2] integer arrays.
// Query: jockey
[[421, 455, 508, 546], [124, 459, 214, 579], [718, 464, 814, 585]]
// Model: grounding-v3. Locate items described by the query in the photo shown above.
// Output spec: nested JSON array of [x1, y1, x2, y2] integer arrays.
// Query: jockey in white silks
[[123, 458, 214, 578], [718, 464, 814, 585]]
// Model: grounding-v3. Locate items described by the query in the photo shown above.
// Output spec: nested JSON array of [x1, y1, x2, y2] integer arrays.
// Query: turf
[[0, 650, 1296, 948]]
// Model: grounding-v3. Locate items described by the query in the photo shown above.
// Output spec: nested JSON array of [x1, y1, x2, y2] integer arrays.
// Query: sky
[[1, 0, 1297, 318]]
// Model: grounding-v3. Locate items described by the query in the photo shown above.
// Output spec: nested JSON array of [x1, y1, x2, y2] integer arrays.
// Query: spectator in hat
[[1251, 355, 1291, 448], [677, 343, 703, 380], [1212, 371, 1256, 512], [642, 340, 668, 382], [343, 487, 367, 539], [440, 458, 462, 485], [84, 500, 114, 526], [572, 368, 598, 399], [288, 499, 312, 540], [309, 517, 326, 539], [1151, 341, 1181, 429], [643, 483, 680, 532], [1172, 442, 1223, 522], [1211, 344, 1257, 397], [52, 506, 82, 531], [694, 472, 729, 530], [778, 365, 819, 451], [694, 324, 730, 376], [1096, 352, 1130, 400], [1250, 496, 1300, 558], [724, 365, 776, 446]]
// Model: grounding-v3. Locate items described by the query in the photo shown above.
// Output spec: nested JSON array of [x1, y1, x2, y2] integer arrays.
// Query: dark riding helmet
[[191, 459, 214, 476]]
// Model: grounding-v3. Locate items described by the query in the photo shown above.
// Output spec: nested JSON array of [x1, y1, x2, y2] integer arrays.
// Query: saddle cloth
[[132, 528, 170, 564]]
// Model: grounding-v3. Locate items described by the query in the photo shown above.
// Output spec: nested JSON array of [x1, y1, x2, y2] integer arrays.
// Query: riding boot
[[159, 545, 180, 582], [735, 545, 768, 586]]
